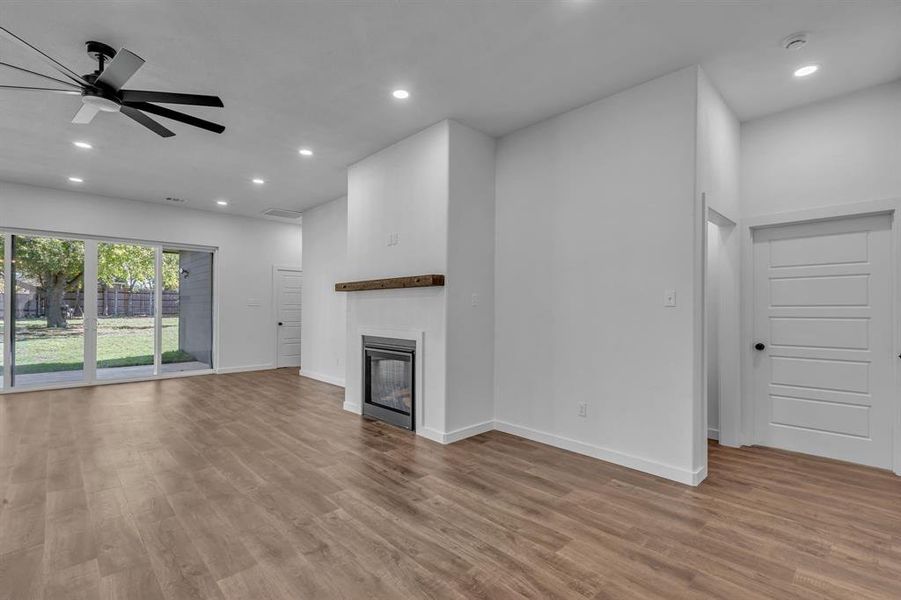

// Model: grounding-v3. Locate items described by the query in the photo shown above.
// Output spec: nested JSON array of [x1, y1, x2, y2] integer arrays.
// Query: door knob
[[754, 342, 766, 351]]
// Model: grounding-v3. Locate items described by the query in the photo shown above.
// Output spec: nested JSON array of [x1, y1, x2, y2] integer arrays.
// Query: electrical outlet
[[471, 293, 480, 307], [578, 402, 587, 418]]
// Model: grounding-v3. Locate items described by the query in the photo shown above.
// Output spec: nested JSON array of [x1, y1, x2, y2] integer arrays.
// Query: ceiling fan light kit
[[0, 25, 224, 137]]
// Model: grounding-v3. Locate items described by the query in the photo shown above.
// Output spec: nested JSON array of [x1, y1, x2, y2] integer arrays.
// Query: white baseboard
[[332, 409, 706, 486], [417, 420, 495, 444], [417, 427, 446, 444], [299, 369, 346, 388], [707, 427, 720, 441], [493, 420, 706, 486], [216, 363, 275, 375], [442, 420, 496, 444]]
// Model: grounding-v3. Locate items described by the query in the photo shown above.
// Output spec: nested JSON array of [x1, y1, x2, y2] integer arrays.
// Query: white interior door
[[275, 268, 303, 368], [753, 214, 894, 469]]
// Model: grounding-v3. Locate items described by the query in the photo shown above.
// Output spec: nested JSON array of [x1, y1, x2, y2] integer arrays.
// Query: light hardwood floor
[[1, 369, 900, 599]]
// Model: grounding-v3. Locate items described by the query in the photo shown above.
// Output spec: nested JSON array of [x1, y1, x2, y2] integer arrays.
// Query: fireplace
[[362, 336, 415, 430]]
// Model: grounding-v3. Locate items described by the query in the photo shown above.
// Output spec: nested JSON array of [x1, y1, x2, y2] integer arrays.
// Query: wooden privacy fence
[[0, 289, 180, 319]]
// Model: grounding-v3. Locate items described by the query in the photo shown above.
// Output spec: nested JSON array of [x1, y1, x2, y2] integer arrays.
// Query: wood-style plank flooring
[[2, 369, 901, 599]]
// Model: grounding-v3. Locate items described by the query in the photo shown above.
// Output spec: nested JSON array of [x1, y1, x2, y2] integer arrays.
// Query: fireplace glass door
[[363, 336, 415, 430]]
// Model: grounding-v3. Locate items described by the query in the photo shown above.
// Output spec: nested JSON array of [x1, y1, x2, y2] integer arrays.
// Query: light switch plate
[[664, 289, 677, 307]]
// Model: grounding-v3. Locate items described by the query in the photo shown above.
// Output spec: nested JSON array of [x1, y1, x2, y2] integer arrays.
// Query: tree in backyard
[[13, 237, 84, 328], [97, 244, 155, 316], [162, 252, 180, 290], [13, 240, 182, 327], [96, 245, 180, 315]]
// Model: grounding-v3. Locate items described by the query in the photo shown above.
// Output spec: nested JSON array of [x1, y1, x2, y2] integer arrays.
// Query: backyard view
[[6, 316, 191, 374], [0, 234, 213, 385]]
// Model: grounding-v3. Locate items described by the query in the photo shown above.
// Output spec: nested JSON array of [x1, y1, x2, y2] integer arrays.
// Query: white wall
[[0, 181, 301, 372], [300, 196, 348, 386], [494, 67, 703, 484], [696, 70, 741, 452], [742, 79, 901, 217], [344, 122, 450, 436], [346, 123, 449, 280], [445, 121, 496, 433]]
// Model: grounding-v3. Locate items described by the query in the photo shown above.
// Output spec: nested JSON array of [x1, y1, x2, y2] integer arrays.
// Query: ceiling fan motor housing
[[81, 86, 121, 112]]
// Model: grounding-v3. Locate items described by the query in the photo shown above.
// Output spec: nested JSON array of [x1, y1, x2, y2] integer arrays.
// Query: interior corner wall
[[300, 196, 348, 387], [494, 67, 702, 484], [445, 120, 496, 434], [741, 79, 901, 217], [0, 180, 302, 372]]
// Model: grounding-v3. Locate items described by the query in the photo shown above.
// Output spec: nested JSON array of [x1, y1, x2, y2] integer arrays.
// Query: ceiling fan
[[0, 25, 224, 137]]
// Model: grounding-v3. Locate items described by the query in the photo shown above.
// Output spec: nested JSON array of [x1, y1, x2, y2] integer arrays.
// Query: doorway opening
[[704, 206, 741, 456]]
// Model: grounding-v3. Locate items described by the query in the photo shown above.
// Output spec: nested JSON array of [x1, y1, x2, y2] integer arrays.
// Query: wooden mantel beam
[[335, 274, 445, 292]]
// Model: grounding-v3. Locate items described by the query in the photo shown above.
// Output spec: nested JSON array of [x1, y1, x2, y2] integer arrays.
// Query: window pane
[[96, 242, 156, 380], [13, 235, 85, 386], [160, 249, 213, 373]]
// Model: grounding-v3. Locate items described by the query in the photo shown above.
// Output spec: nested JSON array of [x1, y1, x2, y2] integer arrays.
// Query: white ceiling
[[1, 1, 900, 218]]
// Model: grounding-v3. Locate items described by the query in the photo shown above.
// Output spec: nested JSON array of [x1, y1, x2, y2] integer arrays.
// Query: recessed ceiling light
[[298, 148, 313, 157], [392, 89, 410, 100], [216, 200, 228, 206], [252, 178, 265, 185], [68, 176, 83, 183], [794, 64, 819, 78], [73, 141, 92, 150]]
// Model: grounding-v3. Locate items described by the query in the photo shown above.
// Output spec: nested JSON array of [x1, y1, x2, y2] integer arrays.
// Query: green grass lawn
[[0, 316, 194, 374]]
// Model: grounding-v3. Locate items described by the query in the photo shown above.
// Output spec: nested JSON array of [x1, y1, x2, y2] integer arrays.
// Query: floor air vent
[[262, 208, 303, 219]]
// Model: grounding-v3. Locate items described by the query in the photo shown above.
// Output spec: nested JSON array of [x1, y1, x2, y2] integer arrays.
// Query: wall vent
[[262, 208, 303, 219]]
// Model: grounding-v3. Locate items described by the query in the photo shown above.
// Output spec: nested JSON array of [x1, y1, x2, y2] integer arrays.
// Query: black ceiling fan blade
[[120, 105, 175, 137], [0, 25, 88, 86], [123, 101, 225, 134], [119, 89, 223, 107], [0, 84, 80, 94], [0, 61, 83, 89], [95, 48, 144, 91]]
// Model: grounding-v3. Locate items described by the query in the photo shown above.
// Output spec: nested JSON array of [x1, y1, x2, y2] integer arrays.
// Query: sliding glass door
[[0, 231, 215, 391]]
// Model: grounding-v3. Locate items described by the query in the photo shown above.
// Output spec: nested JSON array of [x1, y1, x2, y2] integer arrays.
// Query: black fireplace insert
[[362, 336, 415, 430]]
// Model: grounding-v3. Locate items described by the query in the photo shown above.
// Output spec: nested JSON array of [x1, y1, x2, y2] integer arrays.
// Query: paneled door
[[753, 214, 894, 469], [275, 268, 303, 368]]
